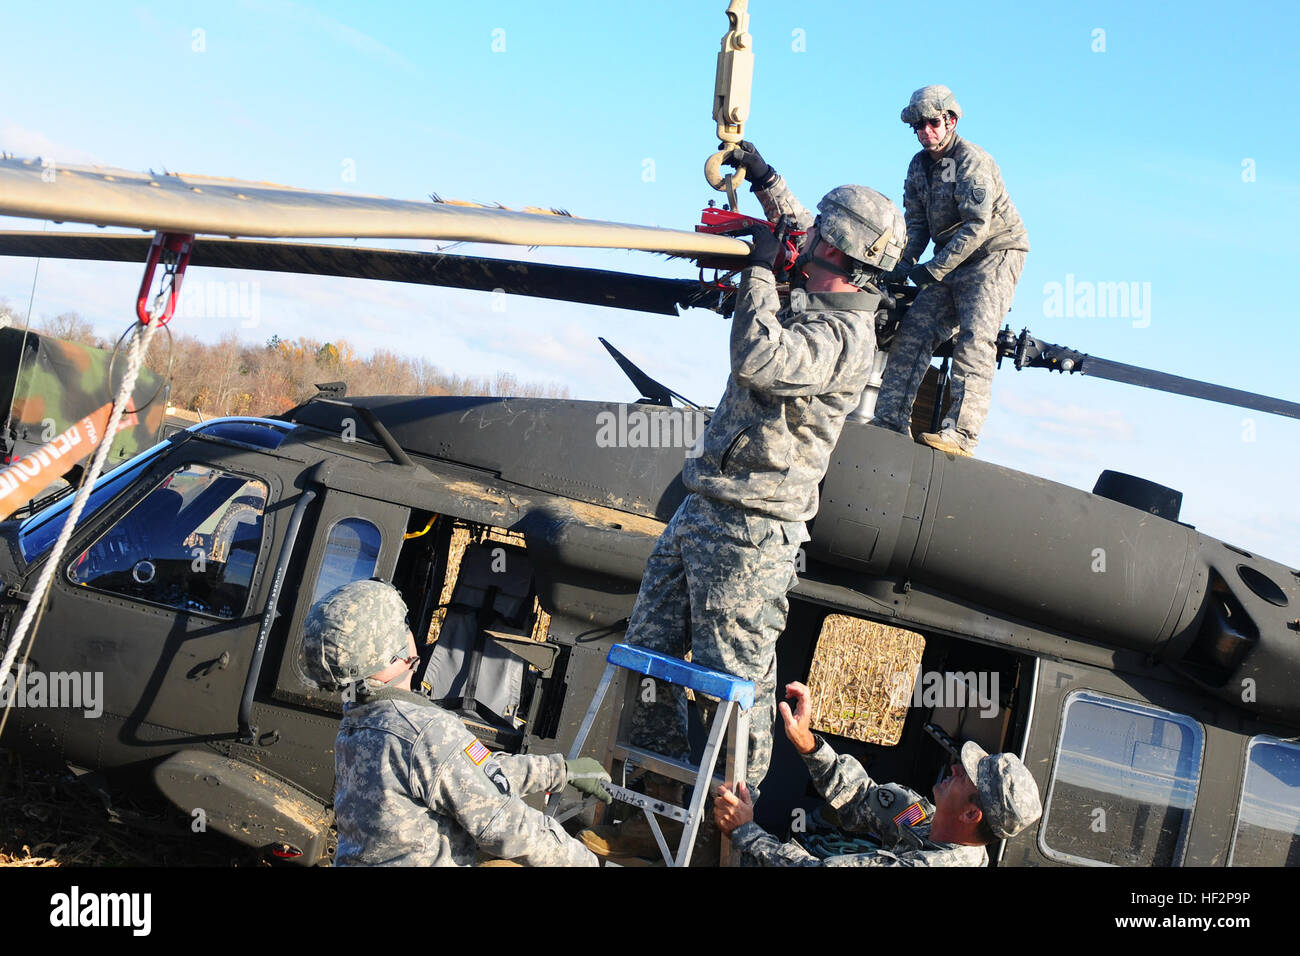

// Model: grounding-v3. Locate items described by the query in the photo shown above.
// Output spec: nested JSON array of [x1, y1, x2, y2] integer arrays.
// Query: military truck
[[0, 326, 170, 512]]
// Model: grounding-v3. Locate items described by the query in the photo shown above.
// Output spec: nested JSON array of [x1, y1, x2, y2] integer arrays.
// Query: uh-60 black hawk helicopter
[[0, 152, 1298, 869]]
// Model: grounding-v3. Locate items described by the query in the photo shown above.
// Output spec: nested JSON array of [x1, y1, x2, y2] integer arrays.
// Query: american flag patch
[[894, 802, 927, 828], [464, 740, 490, 765]]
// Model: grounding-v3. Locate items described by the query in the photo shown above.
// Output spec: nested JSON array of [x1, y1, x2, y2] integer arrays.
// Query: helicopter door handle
[[190, 650, 231, 680]]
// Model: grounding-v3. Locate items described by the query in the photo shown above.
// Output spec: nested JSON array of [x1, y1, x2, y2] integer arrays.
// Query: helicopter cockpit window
[[1229, 736, 1300, 866], [66, 464, 268, 619], [1040, 691, 1203, 867], [308, 517, 382, 608], [19, 442, 169, 563]]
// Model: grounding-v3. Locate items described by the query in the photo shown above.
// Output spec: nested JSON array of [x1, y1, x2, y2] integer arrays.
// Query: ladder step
[[606, 643, 755, 709], [613, 743, 726, 791], [604, 783, 689, 823]]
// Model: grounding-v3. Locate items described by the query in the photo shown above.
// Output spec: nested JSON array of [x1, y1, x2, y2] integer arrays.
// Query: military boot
[[919, 429, 973, 458]]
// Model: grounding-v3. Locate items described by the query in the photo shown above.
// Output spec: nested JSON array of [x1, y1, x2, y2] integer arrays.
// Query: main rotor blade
[[1081, 356, 1300, 420], [0, 156, 749, 258], [1007, 330, 1300, 420], [0, 231, 717, 317]]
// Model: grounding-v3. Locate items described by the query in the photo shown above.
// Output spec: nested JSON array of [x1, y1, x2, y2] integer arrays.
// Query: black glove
[[908, 263, 938, 288], [881, 264, 911, 286], [721, 140, 778, 191], [740, 222, 782, 271]]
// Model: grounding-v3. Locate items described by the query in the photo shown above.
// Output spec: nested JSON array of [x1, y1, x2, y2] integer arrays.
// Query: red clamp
[[695, 206, 804, 275], [136, 231, 195, 326]]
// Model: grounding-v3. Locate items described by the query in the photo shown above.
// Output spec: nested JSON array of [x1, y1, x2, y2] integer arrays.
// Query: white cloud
[[237, 0, 420, 77], [0, 123, 101, 165], [997, 389, 1136, 442]]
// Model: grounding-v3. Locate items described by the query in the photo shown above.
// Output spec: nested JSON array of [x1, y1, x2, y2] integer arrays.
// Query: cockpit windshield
[[18, 441, 169, 563]]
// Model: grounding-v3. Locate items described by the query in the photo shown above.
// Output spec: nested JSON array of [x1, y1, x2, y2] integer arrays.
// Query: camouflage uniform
[[874, 135, 1029, 448], [730, 735, 987, 867], [302, 579, 599, 867], [334, 687, 598, 867], [628, 176, 883, 792]]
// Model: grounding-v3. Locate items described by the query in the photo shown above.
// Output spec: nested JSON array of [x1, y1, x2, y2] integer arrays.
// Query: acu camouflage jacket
[[731, 735, 988, 867], [333, 688, 597, 867], [901, 134, 1029, 281], [682, 177, 879, 524]]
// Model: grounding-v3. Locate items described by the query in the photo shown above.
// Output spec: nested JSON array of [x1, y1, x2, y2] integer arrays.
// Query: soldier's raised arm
[[723, 141, 816, 230], [729, 268, 873, 398], [782, 682, 889, 833]]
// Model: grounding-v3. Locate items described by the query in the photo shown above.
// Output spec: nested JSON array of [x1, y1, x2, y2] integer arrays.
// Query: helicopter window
[[65, 463, 268, 620], [1229, 736, 1300, 866], [18, 442, 169, 563], [308, 517, 382, 607], [1039, 691, 1203, 867]]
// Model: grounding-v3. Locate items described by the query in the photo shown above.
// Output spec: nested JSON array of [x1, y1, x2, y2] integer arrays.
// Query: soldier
[[300, 578, 610, 867], [580, 149, 907, 858], [714, 681, 1042, 866], [872, 85, 1030, 457]]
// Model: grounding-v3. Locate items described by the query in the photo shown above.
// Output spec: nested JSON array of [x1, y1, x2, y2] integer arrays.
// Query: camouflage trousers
[[626, 493, 806, 793], [875, 249, 1026, 447]]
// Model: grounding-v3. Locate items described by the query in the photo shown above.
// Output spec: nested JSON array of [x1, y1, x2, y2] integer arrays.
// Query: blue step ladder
[[549, 643, 754, 867]]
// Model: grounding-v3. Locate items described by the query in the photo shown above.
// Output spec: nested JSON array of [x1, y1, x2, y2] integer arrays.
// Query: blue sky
[[1, 0, 1299, 565]]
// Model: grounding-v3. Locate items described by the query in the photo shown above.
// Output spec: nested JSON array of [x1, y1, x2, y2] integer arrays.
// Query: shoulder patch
[[876, 787, 895, 808], [483, 759, 511, 795], [893, 802, 928, 828], [971, 184, 988, 204], [464, 739, 490, 765]]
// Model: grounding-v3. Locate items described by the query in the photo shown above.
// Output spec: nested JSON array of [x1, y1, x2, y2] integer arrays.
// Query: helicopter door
[[269, 489, 408, 709], [31, 450, 282, 769]]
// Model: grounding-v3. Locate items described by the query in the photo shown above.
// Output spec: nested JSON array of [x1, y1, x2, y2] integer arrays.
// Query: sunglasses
[[910, 116, 945, 131]]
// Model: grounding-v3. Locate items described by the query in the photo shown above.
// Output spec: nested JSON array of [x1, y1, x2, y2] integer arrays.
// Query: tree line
[[0, 303, 569, 417]]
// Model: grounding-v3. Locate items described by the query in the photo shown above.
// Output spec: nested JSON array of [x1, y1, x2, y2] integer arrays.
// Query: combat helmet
[[813, 185, 908, 283], [301, 579, 411, 691], [900, 85, 963, 125]]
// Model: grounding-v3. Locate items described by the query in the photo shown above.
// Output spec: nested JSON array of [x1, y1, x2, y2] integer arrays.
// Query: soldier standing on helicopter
[[580, 148, 907, 859], [871, 85, 1029, 457]]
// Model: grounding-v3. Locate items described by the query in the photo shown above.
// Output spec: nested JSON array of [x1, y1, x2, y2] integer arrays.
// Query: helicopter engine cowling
[[812, 423, 1300, 723]]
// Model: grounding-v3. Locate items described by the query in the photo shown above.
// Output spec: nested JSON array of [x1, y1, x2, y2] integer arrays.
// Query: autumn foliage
[[0, 304, 569, 419]]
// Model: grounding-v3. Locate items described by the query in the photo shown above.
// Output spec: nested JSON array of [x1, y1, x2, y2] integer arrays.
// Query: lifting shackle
[[704, 0, 754, 212]]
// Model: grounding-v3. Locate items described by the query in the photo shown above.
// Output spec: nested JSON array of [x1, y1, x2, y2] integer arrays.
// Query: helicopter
[[0, 153, 1298, 869]]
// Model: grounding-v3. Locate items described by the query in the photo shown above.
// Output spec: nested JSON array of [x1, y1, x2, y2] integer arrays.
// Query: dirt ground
[[0, 748, 263, 867]]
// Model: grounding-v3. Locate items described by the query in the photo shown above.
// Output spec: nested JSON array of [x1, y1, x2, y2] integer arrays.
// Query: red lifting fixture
[[135, 231, 195, 326]]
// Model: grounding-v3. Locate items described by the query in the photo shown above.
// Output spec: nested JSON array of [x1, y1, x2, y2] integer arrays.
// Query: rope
[[0, 309, 166, 738]]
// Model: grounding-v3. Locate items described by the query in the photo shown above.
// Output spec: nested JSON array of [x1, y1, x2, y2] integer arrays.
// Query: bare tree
[[40, 312, 104, 347], [151, 332, 569, 418]]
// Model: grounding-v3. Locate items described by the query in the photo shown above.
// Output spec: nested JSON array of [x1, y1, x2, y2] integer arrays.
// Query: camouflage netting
[[805, 614, 925, 745]]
